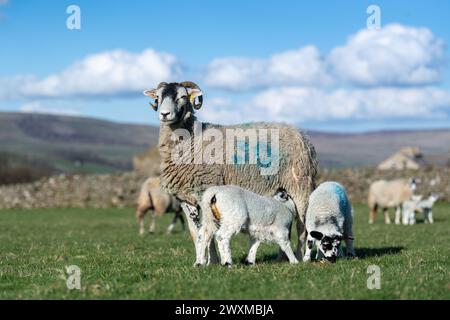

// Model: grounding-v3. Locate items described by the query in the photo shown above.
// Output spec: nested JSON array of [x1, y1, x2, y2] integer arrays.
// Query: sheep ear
[[310, 231, 323, 241], [187, 88, 203, 103], [143, 89, 158, 99]]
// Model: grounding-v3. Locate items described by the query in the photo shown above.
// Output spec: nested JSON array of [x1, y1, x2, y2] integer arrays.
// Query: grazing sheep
[[136, 177, 184, 235], [402, 195, 423, 225], [403, 193, 439, 225], [304, 181, 355, 263], [195, 185, 298, 266], [368, 178, 417, 224], [143, 81, 318, 261]]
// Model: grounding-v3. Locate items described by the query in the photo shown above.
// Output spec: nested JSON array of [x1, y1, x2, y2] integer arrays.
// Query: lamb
[[195, 185, 298, 266], [143, 81, 318, 262], [403, 193, 439, 225], [368, 178, 417, 225], [417, 193, 439, 224], [401, 195, 423, 225], [304, 181, 355, 263], [136, 177, 184, 235]]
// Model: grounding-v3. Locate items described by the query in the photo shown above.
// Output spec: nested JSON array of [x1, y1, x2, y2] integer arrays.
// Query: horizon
[[1, 1, 450, 132], [4, 110, 450, 135]]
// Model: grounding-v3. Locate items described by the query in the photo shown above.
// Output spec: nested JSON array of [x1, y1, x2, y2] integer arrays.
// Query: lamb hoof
[[223, 262, 232, 268], [244, 259, 255, 266]]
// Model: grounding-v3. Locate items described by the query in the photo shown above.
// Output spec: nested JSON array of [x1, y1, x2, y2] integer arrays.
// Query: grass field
[[0, 203, 449, 299]]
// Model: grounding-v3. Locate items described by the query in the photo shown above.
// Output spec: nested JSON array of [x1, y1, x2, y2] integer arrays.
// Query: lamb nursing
[[195, 185, 298, 266]]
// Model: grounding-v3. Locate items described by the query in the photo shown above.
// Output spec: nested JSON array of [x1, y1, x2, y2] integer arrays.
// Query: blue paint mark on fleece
[[327, 182, 349, 214]]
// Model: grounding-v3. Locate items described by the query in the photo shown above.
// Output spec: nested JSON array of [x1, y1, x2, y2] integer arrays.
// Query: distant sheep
[[304, 182, 355, 263], [136, 177, 184, 235], [403, 193, 439, 225], [195, 185, 298, 266], [368, 178, 417, 224], [401, 195, 423, 225]]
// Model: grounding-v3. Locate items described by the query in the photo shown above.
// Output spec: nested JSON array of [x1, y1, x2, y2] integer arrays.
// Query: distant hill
[[0, 112, 449, 178], [308, 129, 450, 168], [0, 112, 158, 175]]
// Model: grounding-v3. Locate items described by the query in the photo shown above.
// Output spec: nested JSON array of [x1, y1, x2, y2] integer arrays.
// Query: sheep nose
[[161, 112, 170, 118]]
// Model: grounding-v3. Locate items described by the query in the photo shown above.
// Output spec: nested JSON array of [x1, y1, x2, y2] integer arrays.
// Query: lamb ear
[[310, 231, 323, 241]]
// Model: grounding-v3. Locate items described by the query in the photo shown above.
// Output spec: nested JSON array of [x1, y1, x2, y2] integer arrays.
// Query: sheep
[[136, 177, 184, 235], [401, 195, 423, 225], [143, 81, 318, 262], [304, 181, 355, 263], [195, 185, 298, 266], [368, 178, 417, 225], [403, 193, 439, 225]]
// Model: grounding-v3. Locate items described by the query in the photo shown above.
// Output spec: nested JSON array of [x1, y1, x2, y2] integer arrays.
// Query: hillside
[[1, 112, 449, 178], [308, 129, 450, 168], [0, 112, 158, 175]]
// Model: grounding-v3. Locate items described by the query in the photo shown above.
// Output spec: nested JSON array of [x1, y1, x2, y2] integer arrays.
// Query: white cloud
[[204, 24, 446, 91], [6, 49, 182, 99], [328, 24, 445, 86], [204, 46, 330, 91], [19, 101, 80, 116], [199, 87, 450, 124]]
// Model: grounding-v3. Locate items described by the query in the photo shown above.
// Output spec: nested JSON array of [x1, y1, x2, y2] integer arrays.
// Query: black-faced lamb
[[304, 181, 355, 263], [195, 185, 298, 266]]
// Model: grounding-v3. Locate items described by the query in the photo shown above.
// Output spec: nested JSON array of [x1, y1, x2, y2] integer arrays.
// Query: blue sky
[[1, 0, 450, 132]]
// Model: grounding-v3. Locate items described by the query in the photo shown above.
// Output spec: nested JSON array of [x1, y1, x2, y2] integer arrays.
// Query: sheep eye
[[177, 96, 187, 104]]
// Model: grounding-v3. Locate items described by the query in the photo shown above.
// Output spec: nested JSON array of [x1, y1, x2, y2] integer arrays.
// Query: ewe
[[368, 178, 417, 224], [143, 81, 318, 262]]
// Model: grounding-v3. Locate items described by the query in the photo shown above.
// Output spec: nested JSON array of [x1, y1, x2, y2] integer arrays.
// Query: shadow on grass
[[356, 246, 404, 259], [244, 246, 404, 264]]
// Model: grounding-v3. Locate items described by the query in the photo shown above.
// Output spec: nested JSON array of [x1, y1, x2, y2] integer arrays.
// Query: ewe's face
[[310, 231, 342, 263], [144, 83, 203, 125]]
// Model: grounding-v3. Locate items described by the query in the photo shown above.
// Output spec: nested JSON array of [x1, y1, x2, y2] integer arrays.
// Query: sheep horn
[[180, 81, 203, 110]]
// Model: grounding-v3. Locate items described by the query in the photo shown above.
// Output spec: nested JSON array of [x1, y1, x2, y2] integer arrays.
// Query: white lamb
[[401, 195, 423, 225], [195, 185, 298, 266], [304, 181, 356, 263], [403, 193, 439, 225]]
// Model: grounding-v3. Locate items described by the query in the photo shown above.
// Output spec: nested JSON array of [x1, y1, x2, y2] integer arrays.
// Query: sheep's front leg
[[166, 211, 180, 234], [295, 216, 306, 261], [181, 202, 219, 265], [409, 210, 416, 225], [345, 238, 356, 258], [195, 225, 214, 266], [303, 234, 314, 262], [383, 208, 391, 224], [149, 211, 156, 234], [394, 205, 401, 225], [428, 209, 434, 224], [245, 238, 261, 265], [136, 209, 146, 236], [402, 207, 409, 225]]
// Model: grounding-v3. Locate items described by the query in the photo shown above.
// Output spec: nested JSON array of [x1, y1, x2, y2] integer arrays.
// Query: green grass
[[0, 204, 449, 299]]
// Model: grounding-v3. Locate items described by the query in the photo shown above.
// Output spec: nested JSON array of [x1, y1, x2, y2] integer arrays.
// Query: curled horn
[[180, 81, 203, 110], [149, 82, 168, 111]]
